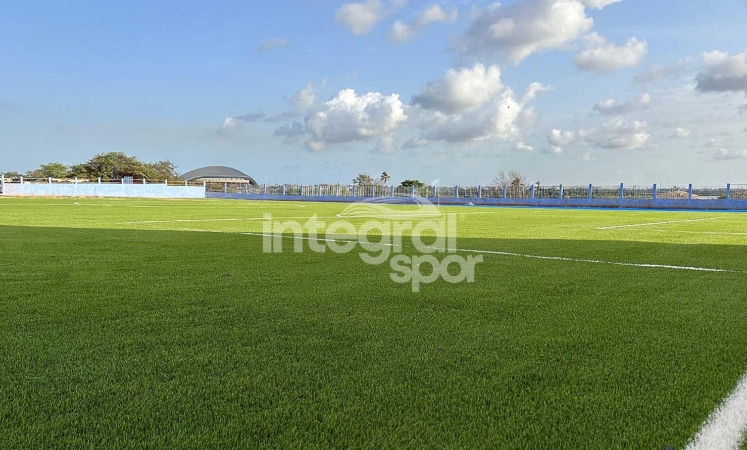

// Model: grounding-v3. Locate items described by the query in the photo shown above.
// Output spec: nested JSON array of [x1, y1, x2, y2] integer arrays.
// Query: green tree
[[399, 179, 425, 188], [2, 171, 22, 179], [379, 172, 390, 184], [27, 162, 70, 179], [72, 152, 179, 181], [143, 160, 179, 181], [353, 173, 376, 185]]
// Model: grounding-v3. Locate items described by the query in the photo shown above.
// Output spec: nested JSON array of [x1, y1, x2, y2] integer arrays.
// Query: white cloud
[[273, 121, 304, 138], [517, 106, 540, 128], [695, 50, 747, 93], [234, 111, 267, 122], [402, 137, 429, 149], [522, 82, 554, 103], [546, 129, 575, 153], [304, 89, 407, 151], [581, 0, 621, 9], [410, 66, 550, 143], [582, 151, 597, 161], [514, 141, 534, 152], [216, 117, 239, 136], [712, 148, 747, 161], [287, 82, 318, 114], [388, 4, 457, 43], [227, 83, 319, 126], [580, 117, 651, 149], [548, 129, 575, 145], [574, 33, 647, 73], [544, 145, 565, 155], [257, 37, 288, 53], [376, 135, 397, 154], [411, 64, 504, 113], [672, 127, 691, 138], [634, 60, 690, 85], [592, 93, 651, 115], [336, 0, 405, 36], [548, 117, 651, 152], [455, 0, 596, 64]]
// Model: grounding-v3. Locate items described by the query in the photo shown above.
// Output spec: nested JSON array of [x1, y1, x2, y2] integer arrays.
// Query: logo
[[262, 198, 481, 292]]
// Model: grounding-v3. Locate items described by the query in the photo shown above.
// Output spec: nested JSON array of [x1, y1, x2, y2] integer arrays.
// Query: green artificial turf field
[[1, 197, 746, 449]]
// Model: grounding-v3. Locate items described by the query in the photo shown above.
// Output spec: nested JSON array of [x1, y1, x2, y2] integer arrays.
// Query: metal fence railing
[[3, 176, 746, 204]]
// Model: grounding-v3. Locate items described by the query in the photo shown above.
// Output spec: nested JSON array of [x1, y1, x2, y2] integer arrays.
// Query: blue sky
[[1, 0, 746, 185]]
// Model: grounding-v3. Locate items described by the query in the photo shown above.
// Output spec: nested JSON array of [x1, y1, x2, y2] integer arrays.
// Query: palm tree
[[380, 171, 390, 184]]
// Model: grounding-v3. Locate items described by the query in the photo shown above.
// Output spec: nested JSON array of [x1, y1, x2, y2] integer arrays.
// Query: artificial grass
[[1, 198, 746, 449]]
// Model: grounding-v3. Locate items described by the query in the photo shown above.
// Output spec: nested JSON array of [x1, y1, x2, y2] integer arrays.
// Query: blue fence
[[206, 182, 747, 211]]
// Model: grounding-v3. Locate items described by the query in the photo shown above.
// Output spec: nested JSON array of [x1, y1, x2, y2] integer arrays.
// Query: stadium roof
[[180, 166, 258, 185]]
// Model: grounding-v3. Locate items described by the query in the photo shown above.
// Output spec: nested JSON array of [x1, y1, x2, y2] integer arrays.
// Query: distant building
[[180, 166, 258, 186]]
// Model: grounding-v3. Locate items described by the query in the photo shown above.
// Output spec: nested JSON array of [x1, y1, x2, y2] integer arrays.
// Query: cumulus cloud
[[287, 82, 318, 114], [581, 0, 621, 8], [517, 106, 540, 128], [514, 141, 534, 152], [304, 89, 407, 151], [580, 117, 651, 149], [695, 50, 747, 93], [402, 137, 429, 149], [547, 117, 651, 152], [273, 121, 304, 138], [336, 0, 404, 35], [257, 37, 288, 53], [672, 127, 691, 138], [234, 111, 267, 122], [634, 60, 690, 85], [216, 117, 240, 136], [455, 0, 598, 64], [573, 33, 647, 73], [582, 151, 597, 161], [409, 64, 551, 144], [411, 64, 504, 113], [389, 4, 457, 43], [712, 148, 747, 161], [544, 145, 565, 155], [546, 129, 576, 153], [592, 93, 651, 115], [226, 83, 319, 127]]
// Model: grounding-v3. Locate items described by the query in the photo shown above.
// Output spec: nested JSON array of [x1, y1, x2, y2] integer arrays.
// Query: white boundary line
[[686, 371, 747, 450], [119, 217, 338, 225], [668, 231, 747, 236], [239, 232, 741, 274], [596, 218, 720, 230]]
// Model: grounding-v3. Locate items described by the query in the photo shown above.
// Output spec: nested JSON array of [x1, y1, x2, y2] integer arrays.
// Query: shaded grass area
[[2, 224, 747, 449]]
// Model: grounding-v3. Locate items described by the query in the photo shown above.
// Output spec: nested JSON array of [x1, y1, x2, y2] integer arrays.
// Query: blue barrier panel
[[204, 192, 747, 211]]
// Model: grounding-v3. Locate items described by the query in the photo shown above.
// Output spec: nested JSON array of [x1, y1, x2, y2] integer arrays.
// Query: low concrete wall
[[3, 183, 205, 199], [207, 192, 747, 211]]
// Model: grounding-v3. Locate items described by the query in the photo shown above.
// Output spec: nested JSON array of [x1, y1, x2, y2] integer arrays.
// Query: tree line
[[1, 152, 180, 181]]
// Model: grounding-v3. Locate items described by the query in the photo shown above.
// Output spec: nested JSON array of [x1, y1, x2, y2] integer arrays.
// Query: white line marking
[[670, 231, 747, 236], [239, 232, 740, 274], [596, 218, 720, 230], [120, 217, 336, 225], [686, 371, 747, 450]]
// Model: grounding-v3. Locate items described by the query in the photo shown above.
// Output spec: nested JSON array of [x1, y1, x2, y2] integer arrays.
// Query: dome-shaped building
[[180, 166, 258, 186]]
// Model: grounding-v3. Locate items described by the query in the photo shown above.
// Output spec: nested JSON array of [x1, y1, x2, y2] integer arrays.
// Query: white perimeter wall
[[2, 183, 205, 199]]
